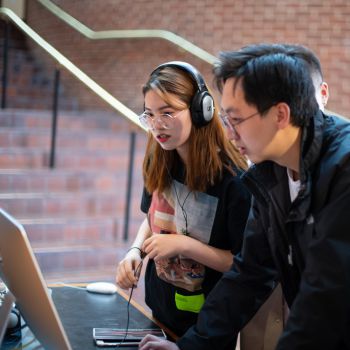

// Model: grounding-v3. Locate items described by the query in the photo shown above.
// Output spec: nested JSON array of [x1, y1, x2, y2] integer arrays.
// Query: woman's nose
[[151, 116, 167, 130]]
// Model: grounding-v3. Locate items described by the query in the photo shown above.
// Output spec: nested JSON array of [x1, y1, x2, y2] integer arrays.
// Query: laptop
[[0, 208, 167, 349], [0, 208, 72, 349]]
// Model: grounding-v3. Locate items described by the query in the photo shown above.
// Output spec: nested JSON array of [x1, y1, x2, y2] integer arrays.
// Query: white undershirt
[[287, 168, 301, 202]]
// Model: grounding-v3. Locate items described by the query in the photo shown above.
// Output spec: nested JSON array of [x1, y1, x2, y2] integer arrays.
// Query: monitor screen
[[0, 208, 71, 350]]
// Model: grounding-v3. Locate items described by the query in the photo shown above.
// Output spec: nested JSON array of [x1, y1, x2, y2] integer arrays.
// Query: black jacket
[[178, 111, 350, 350]]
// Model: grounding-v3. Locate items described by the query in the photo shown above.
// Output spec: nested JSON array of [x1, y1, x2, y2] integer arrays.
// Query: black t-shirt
[[141, 165, 251, 337]]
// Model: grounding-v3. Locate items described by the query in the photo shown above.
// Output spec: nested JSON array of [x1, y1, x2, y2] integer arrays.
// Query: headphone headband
[[152, 61, 207, 92], [150, 61, 214, 127]]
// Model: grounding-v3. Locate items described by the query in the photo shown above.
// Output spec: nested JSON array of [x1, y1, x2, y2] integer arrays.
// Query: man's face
[[221, 78, 282, 164], [222, 75, 329, 165]]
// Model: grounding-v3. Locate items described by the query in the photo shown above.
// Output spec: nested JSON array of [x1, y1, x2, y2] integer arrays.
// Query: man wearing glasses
[[139, 43, 350, 350], [230, 43, 331, 350]]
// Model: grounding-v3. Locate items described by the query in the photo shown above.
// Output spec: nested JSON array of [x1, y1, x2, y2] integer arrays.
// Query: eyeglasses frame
[[139, 109, 188, 130], [220, 105, 274, 134]]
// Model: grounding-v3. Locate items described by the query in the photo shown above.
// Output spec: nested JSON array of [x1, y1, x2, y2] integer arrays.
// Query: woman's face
[[144, 90, 192, 162]]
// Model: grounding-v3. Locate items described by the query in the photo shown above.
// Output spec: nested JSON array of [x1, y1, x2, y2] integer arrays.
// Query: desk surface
[[52, 286, 166, 350], [1, 285, 174, 350]]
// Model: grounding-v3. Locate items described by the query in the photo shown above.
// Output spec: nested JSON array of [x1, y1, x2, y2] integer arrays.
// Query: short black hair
[[213, 43, 320, 126], [280, 43, 323, 82]]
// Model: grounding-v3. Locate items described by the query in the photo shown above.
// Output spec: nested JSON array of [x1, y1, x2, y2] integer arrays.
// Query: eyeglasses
[[220, 106, 273, 134], [139, 109, 187, 130]]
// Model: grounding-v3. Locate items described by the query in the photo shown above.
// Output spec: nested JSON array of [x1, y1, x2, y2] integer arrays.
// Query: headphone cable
[[115, 259, 144, 349], [164, 161, 191, 236]]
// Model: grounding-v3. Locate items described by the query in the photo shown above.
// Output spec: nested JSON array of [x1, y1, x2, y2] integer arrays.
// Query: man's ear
[[275, 102, 290, 129], [320, 82, 329, 108]]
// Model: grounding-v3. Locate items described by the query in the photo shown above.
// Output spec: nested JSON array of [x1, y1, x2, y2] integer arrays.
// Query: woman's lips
[[157, 134, 170, 143], [237, 146, 246, 155]]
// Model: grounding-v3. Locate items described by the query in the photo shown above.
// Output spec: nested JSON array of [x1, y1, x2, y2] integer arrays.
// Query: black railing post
[[123, 131, 136, 241], [49, 68, 60, 169], [1, 21, 9, 109]]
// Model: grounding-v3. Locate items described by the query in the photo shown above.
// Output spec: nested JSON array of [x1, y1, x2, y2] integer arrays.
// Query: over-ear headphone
[[150, 61, 214, 127]]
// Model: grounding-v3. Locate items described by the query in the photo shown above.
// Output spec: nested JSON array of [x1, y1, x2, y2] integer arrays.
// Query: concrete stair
[[0, 108, 147, 282], [0, 21, 148, 305]]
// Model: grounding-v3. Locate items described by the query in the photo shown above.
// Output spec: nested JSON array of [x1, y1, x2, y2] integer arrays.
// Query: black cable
[[115, 259, 144, 349], [164, 162, 191, 236], [172, 181, 191, 235]]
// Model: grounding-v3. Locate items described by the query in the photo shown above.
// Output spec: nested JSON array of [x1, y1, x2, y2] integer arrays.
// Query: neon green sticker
[[175, 292, 205, 313]]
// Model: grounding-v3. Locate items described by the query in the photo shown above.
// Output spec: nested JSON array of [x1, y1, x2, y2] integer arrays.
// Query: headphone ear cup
[[150, 61, 214, 127], [190, 91, 214, 127]]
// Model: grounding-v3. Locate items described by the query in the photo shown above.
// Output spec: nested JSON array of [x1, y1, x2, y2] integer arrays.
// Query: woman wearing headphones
[[116, 62, 250, 346]]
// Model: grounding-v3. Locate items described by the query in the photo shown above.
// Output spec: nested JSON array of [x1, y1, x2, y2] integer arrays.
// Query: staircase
[[0, 108, 147, 283], [0, 19, 149, 310], [0, 20, 78, 110]]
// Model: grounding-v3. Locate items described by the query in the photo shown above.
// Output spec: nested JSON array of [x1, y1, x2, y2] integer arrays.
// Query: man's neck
[[289, 168, 300, 181], [276, 127, 301, 180]]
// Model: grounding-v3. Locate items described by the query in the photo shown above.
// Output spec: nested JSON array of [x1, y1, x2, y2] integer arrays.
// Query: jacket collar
[[242, 111, 325, 219], [299, 110, 324, 185]]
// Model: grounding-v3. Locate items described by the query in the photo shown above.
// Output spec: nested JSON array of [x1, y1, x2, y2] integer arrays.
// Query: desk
[[54, 286, 173, 349], [2, 285, 175, 350]]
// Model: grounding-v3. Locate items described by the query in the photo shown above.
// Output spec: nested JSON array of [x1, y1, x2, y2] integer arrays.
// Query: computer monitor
[[0, 208, 72, 350]]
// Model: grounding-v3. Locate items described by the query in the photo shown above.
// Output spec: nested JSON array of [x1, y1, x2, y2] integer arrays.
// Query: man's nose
[[226, 127, 236, 141], [229, 127, 240, 141]]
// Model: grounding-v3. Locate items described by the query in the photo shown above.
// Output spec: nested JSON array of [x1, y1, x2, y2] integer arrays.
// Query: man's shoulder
[[321, 114, 350, 163]]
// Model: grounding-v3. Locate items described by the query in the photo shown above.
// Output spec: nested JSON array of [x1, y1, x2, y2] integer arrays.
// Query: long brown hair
[[142, 65, 247, 193]]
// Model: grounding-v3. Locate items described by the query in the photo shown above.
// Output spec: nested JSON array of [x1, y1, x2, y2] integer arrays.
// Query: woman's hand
[[115, 248, 143, 290], [142, 231, 233, 272], [142, 234, 186, 261], [138, 334, 180, 350]]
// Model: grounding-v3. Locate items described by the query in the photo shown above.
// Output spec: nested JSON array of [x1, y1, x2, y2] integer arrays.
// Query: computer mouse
[[86, 282, 117, 295]]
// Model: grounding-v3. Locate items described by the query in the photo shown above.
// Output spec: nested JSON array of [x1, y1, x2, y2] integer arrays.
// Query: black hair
[[213, 43, 320, 127], [280, 43, 323, 83]]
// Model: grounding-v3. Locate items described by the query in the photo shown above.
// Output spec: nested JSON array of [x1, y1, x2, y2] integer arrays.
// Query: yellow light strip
[[37, 0, 217, 65], [0, 7, 146, 131]]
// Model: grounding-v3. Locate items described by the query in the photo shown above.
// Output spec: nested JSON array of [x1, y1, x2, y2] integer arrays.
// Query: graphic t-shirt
[[141, 166, 251, 337], [149, 181, 218, 292]]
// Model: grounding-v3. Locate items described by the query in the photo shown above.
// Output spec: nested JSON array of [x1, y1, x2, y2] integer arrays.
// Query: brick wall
[[24, 0, 350, 117]]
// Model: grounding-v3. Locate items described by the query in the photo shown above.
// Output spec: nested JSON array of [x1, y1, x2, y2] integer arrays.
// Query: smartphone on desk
[[93, 327, 166, 347]]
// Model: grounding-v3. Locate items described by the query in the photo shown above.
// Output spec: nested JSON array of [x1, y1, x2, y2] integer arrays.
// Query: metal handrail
[[0, 7, 146, 240], [0, 7, 145, 130], [32, 0, 348, 122], [37, 0, 217, 65]]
